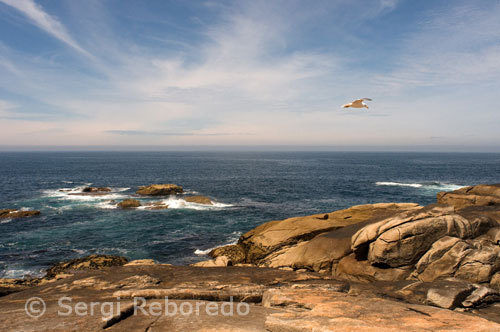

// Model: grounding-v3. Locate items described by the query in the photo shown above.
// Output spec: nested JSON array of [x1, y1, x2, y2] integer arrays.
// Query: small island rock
[[136, 184, 183, 196]]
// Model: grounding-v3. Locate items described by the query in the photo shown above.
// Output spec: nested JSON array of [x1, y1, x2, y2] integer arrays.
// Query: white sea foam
[[194, 248, 213, 255], [194, 232, 242, 256], [376, 181, 465, 191], [0, 218, 12, 224], [62, 180, 74, 184], [161, 198, 233, 210]]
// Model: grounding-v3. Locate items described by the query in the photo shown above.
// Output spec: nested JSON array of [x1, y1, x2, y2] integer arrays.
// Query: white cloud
[[0, 0, 90, 56]]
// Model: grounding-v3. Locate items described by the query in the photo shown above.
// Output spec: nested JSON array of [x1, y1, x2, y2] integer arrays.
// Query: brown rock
[[437, 184, 500, 209], [263, 287, 500, 332], [0, 209, 40, 219], [184, 195, 213, 205], [426, 280, 475, 309], [352, 204, 496, 268], [124, 259, 157, 266], [209, 244, 246, 264], [491, 272, 500, 290], [333, 253, 413, 282], [136, 184, 183, 195], [45, 254, 128, 278], [117, 199, 141, 208], [240, 203, 421, 264], [414, 236, 500, 283], [82, 186, 111, 193]]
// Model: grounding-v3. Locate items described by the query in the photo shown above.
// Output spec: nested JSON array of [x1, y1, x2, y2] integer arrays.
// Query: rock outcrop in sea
[[136, 184, 183, 195], [0, 209, 40, 219]]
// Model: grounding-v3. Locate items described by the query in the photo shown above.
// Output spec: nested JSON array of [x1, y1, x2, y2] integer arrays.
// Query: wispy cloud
[[0, 0, 90, 56], [106, 130, 251, 137]]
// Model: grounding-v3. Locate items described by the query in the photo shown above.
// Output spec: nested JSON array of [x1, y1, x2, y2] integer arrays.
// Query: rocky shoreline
[[1, 184, 500, 331]]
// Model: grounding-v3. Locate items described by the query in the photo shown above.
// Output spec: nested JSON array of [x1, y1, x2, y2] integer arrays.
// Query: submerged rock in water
[[117, 199, 141, 209], [136, 184, 183, 196], [82, 186, 111, 193], [184, 195, 213, 205], [45, 254, 128, 278], [0, 209, 40, 219]]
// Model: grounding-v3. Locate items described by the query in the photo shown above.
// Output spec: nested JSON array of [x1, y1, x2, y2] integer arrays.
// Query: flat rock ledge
[[1, 265, 499, 331]]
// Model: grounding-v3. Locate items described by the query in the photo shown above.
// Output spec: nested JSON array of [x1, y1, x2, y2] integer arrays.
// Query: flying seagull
[[342, 98, 372, 109]]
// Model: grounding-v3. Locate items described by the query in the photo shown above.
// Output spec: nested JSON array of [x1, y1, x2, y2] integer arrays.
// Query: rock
[[117, 199, 141, 208], [0, 278, 39, 296], [414, 236, 500, 283], [333, 253, 413, 282], [124, 259, 156, 266], [426, 280, 475, 309], [45, 254, 128, 278], [491, 272, 500, 290], [486, 227, 500, 244], [191, 256, 231, 267], [184, 195, 213, 205], [264, 286, 500, 331], [143, 201, 169, 210], [437, 184, 500, 209], [0, 209, 40, 219], [462, 286, 500, 308], [240, 203, 421, 264], [209, 244, 246, 264], [82, 186, 111, 193], [352, 204, 496, 268], [136, 184, 183, 195]]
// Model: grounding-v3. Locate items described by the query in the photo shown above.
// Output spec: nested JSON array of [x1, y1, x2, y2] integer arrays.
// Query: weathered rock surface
[[2, 265, 500, 331], [136, 184, 183, 195], [414, 236, 500, 283], [351, 204, 496, 268], [238, 203, 421, 264], [184, 195, 214, 205], [263, 286, 500, 332], [192, 256, 231, 267], [437, 184, 500, 209], [334, 253, 413, 282], [0, 208, 41, 219], [45, 254, 128, 278], [209, 244, 246, 264], [117, 198, 141, 208]]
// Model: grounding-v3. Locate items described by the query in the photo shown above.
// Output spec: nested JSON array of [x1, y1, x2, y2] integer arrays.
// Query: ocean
[[0, 151, 499, 278]]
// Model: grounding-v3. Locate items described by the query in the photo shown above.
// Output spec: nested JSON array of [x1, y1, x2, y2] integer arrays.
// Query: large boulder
[[351, 204, 496, 268], [333, 253, 413, 282], [437, 184, 500, 210], [239, 203, 421, 264], [0, 209, 40, 219], [136, 184, 183, 195], [414, 236, 500, 283], [45, 254, 129, 278]]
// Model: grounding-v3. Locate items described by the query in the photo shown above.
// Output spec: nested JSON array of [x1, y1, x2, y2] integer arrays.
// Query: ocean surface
[[0, 151, 499, 278]]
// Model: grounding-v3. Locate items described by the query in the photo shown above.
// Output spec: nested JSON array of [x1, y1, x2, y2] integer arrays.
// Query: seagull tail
[[342, 104, 350, 108]]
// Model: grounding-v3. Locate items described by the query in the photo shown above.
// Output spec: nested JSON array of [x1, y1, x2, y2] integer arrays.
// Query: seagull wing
[[362, 98, 372, 101]]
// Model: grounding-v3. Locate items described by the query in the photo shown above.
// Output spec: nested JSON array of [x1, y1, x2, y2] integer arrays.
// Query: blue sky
[[0, 0, 499, 149]]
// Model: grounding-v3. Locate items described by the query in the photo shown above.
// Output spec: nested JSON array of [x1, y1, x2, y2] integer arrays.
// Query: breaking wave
[[376, 181, 465, 191]]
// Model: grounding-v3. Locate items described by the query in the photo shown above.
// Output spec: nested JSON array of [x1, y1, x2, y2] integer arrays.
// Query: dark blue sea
[[0, 151, 499, 278]]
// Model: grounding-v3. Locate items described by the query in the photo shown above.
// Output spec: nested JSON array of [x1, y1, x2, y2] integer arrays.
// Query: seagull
[[342, 98, 372, 109]]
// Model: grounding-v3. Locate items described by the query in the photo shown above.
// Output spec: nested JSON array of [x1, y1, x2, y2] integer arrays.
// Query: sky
[[0, 0, 499, 150]]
